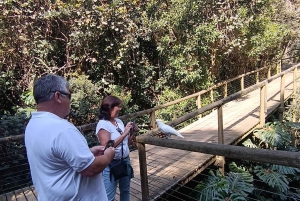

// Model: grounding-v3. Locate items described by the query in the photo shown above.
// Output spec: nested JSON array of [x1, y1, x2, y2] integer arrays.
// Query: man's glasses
[[51, 90, 72, 100]]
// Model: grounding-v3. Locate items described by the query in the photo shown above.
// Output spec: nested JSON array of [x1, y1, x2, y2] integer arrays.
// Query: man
[[25, 74, 115, 201]]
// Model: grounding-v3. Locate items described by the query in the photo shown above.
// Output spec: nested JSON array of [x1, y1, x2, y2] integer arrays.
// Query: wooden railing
[[0, 61, 283, 144], [0, 61, 298, 199], [80, 61, 281, 132], [135, 63, 300, 201], [0, 61, 282, 146]]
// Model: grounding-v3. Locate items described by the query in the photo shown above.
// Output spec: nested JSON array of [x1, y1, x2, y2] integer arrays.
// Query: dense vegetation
[[0, 0, 300, 196], [1, 0, 300, 127]]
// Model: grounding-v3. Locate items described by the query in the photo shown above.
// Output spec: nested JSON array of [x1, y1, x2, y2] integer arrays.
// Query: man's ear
[[53, 92, 62, 103]]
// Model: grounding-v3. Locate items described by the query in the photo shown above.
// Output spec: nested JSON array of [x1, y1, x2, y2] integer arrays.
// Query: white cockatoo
[[155, 119, 184, 138]]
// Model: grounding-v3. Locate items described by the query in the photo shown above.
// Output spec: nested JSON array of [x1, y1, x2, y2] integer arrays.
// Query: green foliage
[[0, 111, 29, 137], [1, 0, 299, 115], [253, 121, 291, 149], [192, 99, 300, 201], [252, 164, 300, 200], [68, 75, 102, 125], [242, 138, 258, 148], [191, 170, 229, 201], [154, 87, 198, 130], [156, 87, 196, 121], [254, 165, 289, 193], [191, 164, 254, 201], [285, 88, 300, 122]]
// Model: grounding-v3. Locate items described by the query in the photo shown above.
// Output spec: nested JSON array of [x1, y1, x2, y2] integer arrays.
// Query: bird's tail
[[176, 132, 184, 138]]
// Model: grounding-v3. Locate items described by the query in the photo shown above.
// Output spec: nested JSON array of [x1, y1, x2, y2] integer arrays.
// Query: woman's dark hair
[[98, 95, 122, 120]]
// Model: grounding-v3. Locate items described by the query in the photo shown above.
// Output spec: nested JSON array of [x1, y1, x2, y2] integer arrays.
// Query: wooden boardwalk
[[0, 65, 298, 201], [0, 186, 37, 201], [124, 66, 298, 201]]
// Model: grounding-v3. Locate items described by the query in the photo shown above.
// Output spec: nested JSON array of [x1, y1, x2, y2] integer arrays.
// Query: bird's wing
[[160, 124, 184, 138]]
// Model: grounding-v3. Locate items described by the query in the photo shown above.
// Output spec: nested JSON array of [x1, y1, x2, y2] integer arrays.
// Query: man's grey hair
[[33, 74, 70, 104]]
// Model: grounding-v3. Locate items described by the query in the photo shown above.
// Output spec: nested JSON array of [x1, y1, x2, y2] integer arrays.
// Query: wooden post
[[210, 90, 214, 102], [267, 67, 271, 78], [137, 142, 149, 201], [240, 76, 244, 91], [277, 60, 282, 74], [264, 82, 268, 113], [224, 82, 228, 98], [260, 84, 266, 127], [278, 74, 285, 122], [294, 67, 297, 95], [218, 106, 224, 145], [150, 111, 156, 129], [291, 129, 296, 148], [216, 106, 225, 175], [256, 72, 259, 84], [196, 94, 202, 118]]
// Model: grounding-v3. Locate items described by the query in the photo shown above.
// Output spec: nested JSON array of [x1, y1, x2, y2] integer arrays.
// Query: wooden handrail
[[136, 63, 300, 201], [1, 63, 299, 144], [136, 136, 300, 169]]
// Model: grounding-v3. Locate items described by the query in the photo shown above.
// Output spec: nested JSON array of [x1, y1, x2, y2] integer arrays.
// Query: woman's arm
[[97, 122, 132, 148]]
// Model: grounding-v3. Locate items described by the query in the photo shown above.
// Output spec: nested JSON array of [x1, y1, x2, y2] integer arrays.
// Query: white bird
[[156, 119, 184, 138]]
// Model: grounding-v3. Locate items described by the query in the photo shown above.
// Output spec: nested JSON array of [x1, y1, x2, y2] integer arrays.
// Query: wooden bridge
[[1, 63, 300, 201]]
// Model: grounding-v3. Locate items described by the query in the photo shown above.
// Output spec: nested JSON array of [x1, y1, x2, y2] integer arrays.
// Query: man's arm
[[80, 147, 115, 177]]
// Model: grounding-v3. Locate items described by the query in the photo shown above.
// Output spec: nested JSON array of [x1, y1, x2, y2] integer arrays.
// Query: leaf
[[242, 139, 258, 148], [253, 121, 291, 149], [190, 170, 229, 201], [226, 172, 254, 196], [271, 164, 300, 175], [254, 166, 289, 193]]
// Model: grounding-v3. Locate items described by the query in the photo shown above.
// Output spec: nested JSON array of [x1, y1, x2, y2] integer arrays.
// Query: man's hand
[[81, 146, 115, 177], [90, 146, 105, 156], [103, 147, 115, 161]]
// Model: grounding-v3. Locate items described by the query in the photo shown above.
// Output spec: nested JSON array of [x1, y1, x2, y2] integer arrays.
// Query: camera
[[104, 140, 115, 151]]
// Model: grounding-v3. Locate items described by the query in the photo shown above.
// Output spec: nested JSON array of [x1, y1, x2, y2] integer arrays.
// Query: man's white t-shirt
[[25, 112, 107, 201], [95, 118, 130, 159]]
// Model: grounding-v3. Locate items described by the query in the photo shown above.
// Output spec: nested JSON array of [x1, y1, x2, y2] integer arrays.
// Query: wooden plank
[[22, 186, 37, 201], [14, 189, 26, 201], [5, 191, 16, 201], [0, 193, 7, 201], [29, 186, 37, 200]]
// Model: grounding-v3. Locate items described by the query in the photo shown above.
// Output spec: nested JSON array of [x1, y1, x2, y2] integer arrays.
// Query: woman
[[96, 95, 137, 201]]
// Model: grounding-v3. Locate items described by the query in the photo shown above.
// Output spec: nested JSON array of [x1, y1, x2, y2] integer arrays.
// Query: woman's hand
[[124, 122, 133, 136], [132, 122, 139, 133]]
